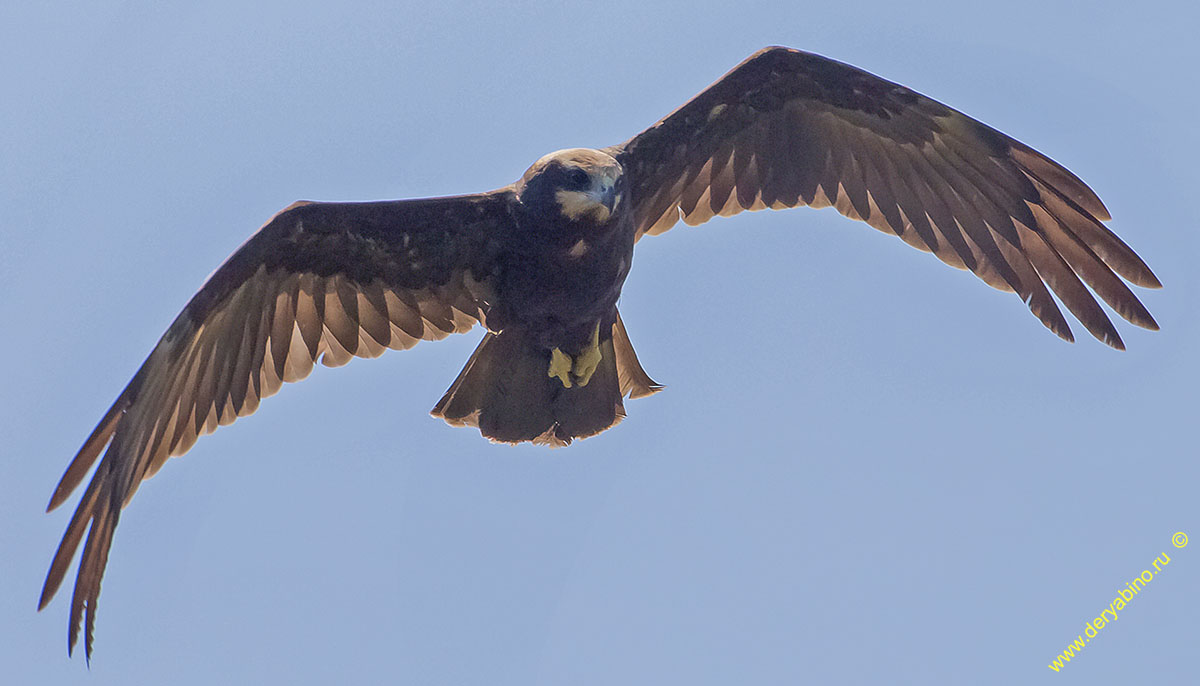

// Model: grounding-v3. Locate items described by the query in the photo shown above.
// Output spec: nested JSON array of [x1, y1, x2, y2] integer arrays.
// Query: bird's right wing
[[40, 191, 514, 659]]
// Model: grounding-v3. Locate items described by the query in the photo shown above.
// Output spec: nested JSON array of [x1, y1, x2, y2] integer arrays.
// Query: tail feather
[[432, 311, 655, 445], [613, 312, 662, 399], [431, 330, 556, 443], [550, 336, 624, 443]]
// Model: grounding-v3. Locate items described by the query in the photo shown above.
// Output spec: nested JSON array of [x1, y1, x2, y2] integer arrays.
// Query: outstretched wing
[[610, 47, 1160, 348], [40, 192, 512, 658]]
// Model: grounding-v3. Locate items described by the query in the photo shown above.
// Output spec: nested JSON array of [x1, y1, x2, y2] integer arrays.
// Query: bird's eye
[[567, 168, 590, 189]]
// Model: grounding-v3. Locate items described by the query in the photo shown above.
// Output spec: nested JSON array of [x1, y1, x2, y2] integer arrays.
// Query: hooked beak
[[554, 173, 621, 223], [588, 178, 618, 221]]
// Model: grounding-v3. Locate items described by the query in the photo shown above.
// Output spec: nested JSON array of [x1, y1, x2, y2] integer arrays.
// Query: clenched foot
[[572, 322, 602, 387], [547, 322, 603, 389], [548, 347, 574, 388]]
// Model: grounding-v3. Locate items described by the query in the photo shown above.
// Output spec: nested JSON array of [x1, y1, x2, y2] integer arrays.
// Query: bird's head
[[517, 148, 623, 224]]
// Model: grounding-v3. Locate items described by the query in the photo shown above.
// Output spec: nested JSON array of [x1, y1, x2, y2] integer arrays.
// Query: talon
[[548, 347, 573, 388], [572, 322, 603, 387]]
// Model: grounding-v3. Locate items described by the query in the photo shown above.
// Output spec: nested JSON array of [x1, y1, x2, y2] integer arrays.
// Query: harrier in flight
[[41, 47, 1160, 658]]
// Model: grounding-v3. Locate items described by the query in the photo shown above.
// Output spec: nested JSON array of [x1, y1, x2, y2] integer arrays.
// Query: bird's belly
[[497, 244, 630, 351]]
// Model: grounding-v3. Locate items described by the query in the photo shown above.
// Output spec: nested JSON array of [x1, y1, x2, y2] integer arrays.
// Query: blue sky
[[3, 1, 1196, 683]]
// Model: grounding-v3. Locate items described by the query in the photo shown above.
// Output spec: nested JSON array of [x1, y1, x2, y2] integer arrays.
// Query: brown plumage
[[42, 47, 1159, 659]]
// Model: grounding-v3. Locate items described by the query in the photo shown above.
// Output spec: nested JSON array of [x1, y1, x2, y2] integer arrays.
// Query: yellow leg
[[572, 322, 602, 387], [548, 347, 573, 388], [547, 322, 603, 389]]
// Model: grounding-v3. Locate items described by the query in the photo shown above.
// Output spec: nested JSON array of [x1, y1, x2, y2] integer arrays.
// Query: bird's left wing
[[40, 192, 513, 658], [609, 47, 1159, 348]]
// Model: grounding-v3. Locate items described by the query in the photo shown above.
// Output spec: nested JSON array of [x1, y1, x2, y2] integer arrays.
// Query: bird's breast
[[493, 212, 635, 345]]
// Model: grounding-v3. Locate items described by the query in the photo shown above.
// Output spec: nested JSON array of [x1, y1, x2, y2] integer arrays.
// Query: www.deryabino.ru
[[1047, 536, 1184, 672]]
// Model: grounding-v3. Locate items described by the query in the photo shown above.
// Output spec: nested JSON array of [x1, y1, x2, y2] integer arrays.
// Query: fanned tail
[[431, 309, 660, 445]]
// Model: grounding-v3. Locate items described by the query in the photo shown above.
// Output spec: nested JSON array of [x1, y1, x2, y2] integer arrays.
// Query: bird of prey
[[41, 46, 1160, 659]]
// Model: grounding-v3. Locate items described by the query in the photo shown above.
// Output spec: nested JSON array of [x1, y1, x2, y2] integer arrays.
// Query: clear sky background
[[2, 1, 1196, 683]]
